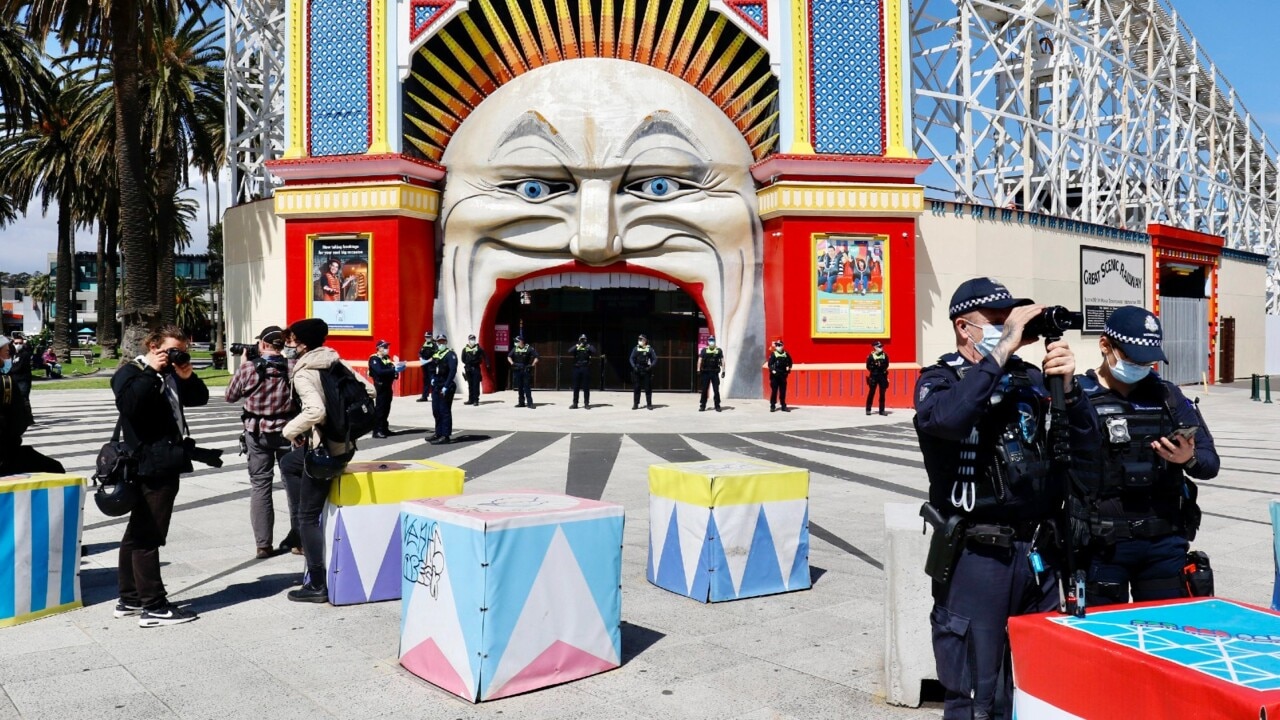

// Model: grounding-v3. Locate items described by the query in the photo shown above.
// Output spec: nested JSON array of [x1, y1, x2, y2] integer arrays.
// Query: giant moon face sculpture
[[439, 58, 765, 397]]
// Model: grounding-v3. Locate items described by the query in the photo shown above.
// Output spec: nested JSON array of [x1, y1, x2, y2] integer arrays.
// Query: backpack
[[318, 361, 377, 443]]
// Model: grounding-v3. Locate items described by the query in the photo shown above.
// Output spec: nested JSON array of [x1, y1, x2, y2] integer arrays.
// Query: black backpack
[[318, 362, 377, 443]]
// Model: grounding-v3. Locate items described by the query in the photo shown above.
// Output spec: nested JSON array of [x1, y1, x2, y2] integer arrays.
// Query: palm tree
[[173, 276, 209, 336], [0, 19, 45, 129], [0, 74, 83, 359], [2, 0, 203, 353], [23, 272, 52, 331], [0, 193, 16, 225]]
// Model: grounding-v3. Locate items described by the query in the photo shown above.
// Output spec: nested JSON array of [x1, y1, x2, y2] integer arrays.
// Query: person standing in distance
[[508, 335, 538, 408], [112, 326, 210, 626], [569, 334, 595, 409], [279, 318, 375, 602], [368, 339, 401, 438], [428, 332, 458, 444], [630, 334, 657, 410], [8, 332, 32, 408], [461, 334, 486, 405], [865, 340, 890, 416], [767, 339, 793, 412], [1071, 306, 1219, 605], [697, 336, 725, 412], [224, 326, 298, 559], [0, 335, 64, 475], [914, 278, 1098, 719], [416, 331, 436, 403]]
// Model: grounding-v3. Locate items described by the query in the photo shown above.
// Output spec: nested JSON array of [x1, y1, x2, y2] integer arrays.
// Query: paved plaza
[[2, 381, 1277, 719]]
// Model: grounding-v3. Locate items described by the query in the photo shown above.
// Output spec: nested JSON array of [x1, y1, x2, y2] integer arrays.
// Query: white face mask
[[967, 322, 1004, 357], [283, 346, 299, 360]]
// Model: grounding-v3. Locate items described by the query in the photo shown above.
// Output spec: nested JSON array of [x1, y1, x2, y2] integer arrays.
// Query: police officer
[[368, 340, 400, 438], [569, 334, 595, 409], [8, 332, 32, 408], [697, 336, 725, 412], [0, 335, 64, 475], [508, 335, 538, 408], [767, 339, 792, 412], [865, 340, 889, 416], [461, 334, 486, 405], [1071, 306, 1219, 605], [630, 334, 657, 410], [914, 277, 1098, 720], [416, 331, 436, 403], [428, 333, 458, 444]]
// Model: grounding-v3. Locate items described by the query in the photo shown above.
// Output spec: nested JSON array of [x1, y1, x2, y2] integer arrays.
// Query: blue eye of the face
[[626, 176, 691, 200], [518, 180, 550, 199], [498, 178, 573, 202]]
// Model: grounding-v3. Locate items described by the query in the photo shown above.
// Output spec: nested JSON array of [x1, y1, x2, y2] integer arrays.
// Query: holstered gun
[[921, 502, 966, 586]]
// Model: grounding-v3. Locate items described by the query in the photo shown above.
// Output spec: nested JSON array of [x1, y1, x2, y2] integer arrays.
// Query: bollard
[[1267, 376, 1274, 404], [1253, 374, 1262, 401]]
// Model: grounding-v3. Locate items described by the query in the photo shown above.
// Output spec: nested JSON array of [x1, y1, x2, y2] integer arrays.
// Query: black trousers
[[632, 371, 653, 407], [0, 445, 65, 475], [281, 448, 333, 586], [513, 367, 533, 406], [464, 366, 482, 404], [866, 378, 888, 413], [432, 383, 455, 437], [118, 477, 180, 608], [698, 371, 721, 409], [374, 382, 393, 433], [571, 366, 591, 406], [769, 373, 789, 408]]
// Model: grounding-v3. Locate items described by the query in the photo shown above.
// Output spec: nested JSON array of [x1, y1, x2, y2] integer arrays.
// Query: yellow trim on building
[[368, 0, 390, 154], [330, 460, 463, 506], [284, 0, 307, 159], [788, 0, 815, 154], [649, 461, 809, 507], [0, 601, 83, 629], [275, 183, 442, 219], [757, 182, 925, 219], [883, 0, 911, 158]]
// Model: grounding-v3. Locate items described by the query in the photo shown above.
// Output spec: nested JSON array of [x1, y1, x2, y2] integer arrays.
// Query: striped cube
[[0, 473, 85, 628]]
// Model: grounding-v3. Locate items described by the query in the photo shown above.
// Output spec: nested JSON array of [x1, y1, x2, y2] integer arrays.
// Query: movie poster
[[308, 234, 372, 334], [812, 234, 889, 337]]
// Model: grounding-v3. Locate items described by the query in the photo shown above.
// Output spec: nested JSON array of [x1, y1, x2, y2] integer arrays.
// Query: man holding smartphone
[[1070, 305, 1219, 605]]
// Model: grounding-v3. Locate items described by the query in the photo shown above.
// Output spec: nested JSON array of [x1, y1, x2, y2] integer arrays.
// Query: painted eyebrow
[[615, 110, 711, 161], [489, 111, 582, 164]]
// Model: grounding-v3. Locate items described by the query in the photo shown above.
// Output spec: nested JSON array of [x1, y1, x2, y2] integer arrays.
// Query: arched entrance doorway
[[491, 272, 706, 393]]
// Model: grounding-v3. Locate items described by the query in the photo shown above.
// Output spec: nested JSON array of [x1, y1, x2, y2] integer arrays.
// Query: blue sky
[[2, 1, 1279, 274]]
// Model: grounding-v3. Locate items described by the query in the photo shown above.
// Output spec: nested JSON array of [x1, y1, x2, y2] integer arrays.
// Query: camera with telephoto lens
[[163, 347, 192, 371], [1022, 306, 1084, 340], [229, 342, 259, 360]]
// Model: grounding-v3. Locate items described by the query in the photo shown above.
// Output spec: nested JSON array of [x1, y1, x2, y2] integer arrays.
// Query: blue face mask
[[1110, 354, 1151, 384], [0, 359, 10, 374], [968, 323, 1004, 358]]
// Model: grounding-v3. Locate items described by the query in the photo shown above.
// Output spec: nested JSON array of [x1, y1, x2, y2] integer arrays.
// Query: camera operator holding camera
[[111, 326, 213, 627], [1070, 306, 1219, 606], [914, 278, 1099, 719], [225, 326, 299, 560]]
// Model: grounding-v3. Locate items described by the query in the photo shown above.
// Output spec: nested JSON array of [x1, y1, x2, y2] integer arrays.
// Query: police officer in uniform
[[767, 339, 792, 412], [630, 334, 657, 410], [915, 277, 1098, 720], [461, 335, 486, 406], [508, 335, 538, 408], [569, 335, 595, 409], [1071, 306, 1219, 605], [416, 331, 437, 403], [428, 333, 458, 444], [368, 340, 399, 439], [865, 340, 889, 416], [697, 336, 725, 412]]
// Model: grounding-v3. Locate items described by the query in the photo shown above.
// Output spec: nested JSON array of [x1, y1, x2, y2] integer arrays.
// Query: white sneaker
[[138, 604, 198, 628], [113, 601, 143, 618]]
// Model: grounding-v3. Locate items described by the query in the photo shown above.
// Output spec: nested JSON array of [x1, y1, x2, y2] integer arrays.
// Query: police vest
[[462, 345, 482, 367], [511, 346, 533, 367], [920, 358, 1056, 523], [634, 346, 654, 370], [571, 345, 592, 366], [1074, 375, 1174, 501], [701, 347, 723, 372]]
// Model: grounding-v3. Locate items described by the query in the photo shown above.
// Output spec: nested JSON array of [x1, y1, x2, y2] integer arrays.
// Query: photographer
[[111, 326, 210, 627], [225, 326, 298, 559], [914, 278, 1098, 719], [0, 335, 64, 475], [1071, 306, 1219, 605]]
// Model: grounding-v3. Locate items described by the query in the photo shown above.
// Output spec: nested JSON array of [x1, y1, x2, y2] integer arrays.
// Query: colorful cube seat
[[323, 459, 463, 605], [648, 459, 810, 602], [399, 490, 624, 702], [0, 473, 85, 628]]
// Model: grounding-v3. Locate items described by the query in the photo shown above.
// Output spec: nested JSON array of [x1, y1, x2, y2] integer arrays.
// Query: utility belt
[[920, 503, 1045, 586], [463, 361, 482, 369], [1081, 514, 1182, 542], [964, 521, 1039, 549]]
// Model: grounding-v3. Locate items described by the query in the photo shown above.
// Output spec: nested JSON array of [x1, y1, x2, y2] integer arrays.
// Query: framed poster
[[811, 233, 890, 338], [1080, 246, 1146, 334], [307, 234, 373, 335]]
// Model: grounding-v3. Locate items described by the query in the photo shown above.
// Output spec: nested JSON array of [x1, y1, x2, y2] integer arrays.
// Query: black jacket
[[112, 360, 209, 476], [369, 354, 398, 385], [0, 373, 32, 452], [866, 351, 889, 381], [9, 344, 33, 380]]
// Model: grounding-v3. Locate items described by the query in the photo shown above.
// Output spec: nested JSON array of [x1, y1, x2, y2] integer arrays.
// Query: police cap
[[1104, 306, 1168, 364], [947, 277, 1033, 319]]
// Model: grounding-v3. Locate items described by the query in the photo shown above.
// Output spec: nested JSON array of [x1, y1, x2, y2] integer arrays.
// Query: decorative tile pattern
[[725, 0, 768, 37], [309, 0, 370, 156], [811, 0, 883, 155], [411, 0, 454, 42]]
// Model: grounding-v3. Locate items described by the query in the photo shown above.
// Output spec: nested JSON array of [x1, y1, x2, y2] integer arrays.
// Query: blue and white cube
[[0, 473, 85, 628]]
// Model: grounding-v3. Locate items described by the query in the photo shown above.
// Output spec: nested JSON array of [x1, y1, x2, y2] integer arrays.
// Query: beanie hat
[[289, 318, 328, 348]]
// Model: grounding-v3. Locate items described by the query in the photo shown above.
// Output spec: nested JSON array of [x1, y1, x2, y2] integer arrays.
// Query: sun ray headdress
[[404, 0, 780, 162]]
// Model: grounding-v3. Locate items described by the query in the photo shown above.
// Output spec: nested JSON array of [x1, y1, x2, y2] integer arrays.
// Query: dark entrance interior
[[493, 287, 705, 392]]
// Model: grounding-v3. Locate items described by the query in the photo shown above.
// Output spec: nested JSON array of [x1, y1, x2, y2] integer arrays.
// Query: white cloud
[[0, 168, 232, 275]]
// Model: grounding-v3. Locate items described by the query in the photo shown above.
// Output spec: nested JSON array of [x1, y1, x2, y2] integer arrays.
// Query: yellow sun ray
[[599, 0, 616, 59], [617, 0, 637, 61], [734, 90, 778, 132], [408, 92, 462, 133], [682, 14, 725, 87], [711, 47, 766, 107], [633, 0, 660, 65], [406, 135, 443, 162], [460, 13, 514, 84], [412, 71, 474, 119], [530, 0, 563, 63], [438, 29, 498, 95], [666, 0, 706, 76], [650, 0, 684, 70], [696, 32, 745, 95], [504, 0, 545, 68], [477, 0, 529, 75], [742, 110, 780, 148], [556, 0, 580, 59], [578, 0, 597, 57], [722, 72, 772, 119], [421, 49, 485, 108], [406, 113, 455, 148]]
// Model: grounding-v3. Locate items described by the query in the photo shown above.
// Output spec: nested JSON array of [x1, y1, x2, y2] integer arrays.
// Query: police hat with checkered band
[[1104, 305, 1168, 364], [947, 277, 1033, 319]]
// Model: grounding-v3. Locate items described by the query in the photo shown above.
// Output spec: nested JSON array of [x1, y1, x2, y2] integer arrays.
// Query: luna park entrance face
[[492, 286, 706, 393]]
